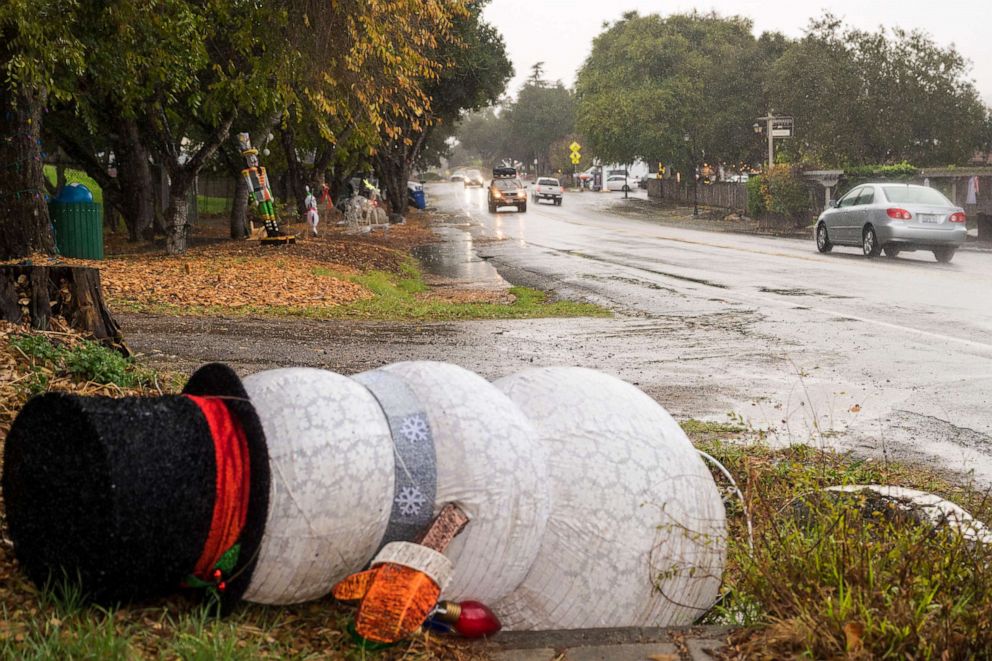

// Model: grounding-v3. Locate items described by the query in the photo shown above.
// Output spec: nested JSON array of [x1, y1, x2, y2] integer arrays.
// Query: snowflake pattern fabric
[[395, 486, 427, 516], [353, 370, 438, 546], [241, 368, 394, 605], [399, 414, 430, 444], [491, 367, 725, 630]]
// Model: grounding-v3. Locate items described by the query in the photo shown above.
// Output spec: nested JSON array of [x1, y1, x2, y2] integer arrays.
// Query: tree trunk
[[280, 124, 307, 217], [230, 170, 249, 239], [0, 264, 125, 351], [56, 164, 66, 193], [0, 85, 56, 259], [164, 171, 191, 255], [153, 110, 234, 255], [115, 119, 155, 242], [375, 151, 413, 221]]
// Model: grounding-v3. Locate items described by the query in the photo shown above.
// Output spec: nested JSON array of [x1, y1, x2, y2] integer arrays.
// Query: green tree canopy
[[767, 15, 988, 166], [503, 77, 576, 173], [576, 11, 770, 174]]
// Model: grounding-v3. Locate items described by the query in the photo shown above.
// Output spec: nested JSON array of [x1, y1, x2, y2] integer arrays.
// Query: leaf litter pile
[[95, 215, 438, 313]]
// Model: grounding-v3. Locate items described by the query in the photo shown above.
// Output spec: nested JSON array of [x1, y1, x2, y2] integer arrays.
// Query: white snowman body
[[240, 362, 725, 629]]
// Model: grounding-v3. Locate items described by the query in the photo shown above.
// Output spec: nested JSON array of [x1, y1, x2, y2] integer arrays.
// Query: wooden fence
[[646, 179, 748, 212]]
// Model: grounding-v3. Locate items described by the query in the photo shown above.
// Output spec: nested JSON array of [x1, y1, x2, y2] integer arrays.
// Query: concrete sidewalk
[[481, 626, 732, 661]]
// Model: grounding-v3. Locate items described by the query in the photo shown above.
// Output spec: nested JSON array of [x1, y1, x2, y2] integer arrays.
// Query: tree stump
[[0, 265, 126, 353]]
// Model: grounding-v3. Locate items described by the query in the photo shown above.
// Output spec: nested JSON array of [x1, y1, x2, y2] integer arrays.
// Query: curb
[[481, 626, 732, 661]]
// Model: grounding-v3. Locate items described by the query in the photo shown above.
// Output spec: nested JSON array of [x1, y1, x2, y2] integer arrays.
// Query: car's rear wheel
[[816, 223, 832, 253], [518, 203, 527, 213], [933, 247, 957, 263], [488, 202, 496, 213], [883, 245, 901, 258], [621, 185, 630, 192], [555, 198, 562, 206], [862, 226, 881, 257]]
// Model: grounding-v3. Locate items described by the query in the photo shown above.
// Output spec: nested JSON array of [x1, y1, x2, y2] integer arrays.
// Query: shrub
[[844, 161, 919, 179], [746, 175, 765, 217], [760, 165, 813, 226]]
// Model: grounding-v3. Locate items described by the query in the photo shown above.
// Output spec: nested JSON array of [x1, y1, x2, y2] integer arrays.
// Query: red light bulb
[[451, 601, 501, 638]]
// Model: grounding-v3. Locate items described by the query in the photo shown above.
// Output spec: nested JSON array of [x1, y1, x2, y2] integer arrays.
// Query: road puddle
[[412, 225, 509, 288]]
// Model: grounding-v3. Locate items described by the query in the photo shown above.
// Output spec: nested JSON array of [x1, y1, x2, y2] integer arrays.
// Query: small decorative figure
[[305, 186, 319, 237], [320, 182, 332, 210], [238, 133, 282, 237]]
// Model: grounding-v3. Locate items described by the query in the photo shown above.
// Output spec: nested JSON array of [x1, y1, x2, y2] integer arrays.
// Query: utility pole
[[683, 133, 698, 217], [766, 115, 774, 170]]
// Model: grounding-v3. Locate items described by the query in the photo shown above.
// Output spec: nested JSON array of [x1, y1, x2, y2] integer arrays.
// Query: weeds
[[9, 334, 158, 391], [696, 440, 992, 659]]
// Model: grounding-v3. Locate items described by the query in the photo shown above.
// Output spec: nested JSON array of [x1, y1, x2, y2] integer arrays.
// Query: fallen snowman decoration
[[2, 362, 727, 644]]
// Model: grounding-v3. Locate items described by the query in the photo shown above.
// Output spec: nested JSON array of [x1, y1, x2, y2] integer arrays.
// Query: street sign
[[771, 117, 794, 138], [570, 153, 581, 165], [569, 141, 581, 153]]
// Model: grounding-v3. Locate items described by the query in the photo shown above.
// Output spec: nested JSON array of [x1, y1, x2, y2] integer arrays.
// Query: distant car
[[605, 175, 631, 192], [450, 171, 466, 183], [463, 169, 484, 187], [532, 177, 563, 206], [488, 167, 527, 213], [815, 183, 967, 262]]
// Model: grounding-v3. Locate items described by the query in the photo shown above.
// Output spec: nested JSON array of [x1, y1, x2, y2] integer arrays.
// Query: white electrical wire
[[696, 449, 754, 552]]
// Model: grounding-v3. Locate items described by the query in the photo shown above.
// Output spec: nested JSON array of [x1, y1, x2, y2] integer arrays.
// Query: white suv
[[532, 177, 563, 206]]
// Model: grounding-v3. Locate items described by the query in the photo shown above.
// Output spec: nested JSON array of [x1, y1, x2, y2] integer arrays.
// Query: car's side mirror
[[828, 199, 839, 208]]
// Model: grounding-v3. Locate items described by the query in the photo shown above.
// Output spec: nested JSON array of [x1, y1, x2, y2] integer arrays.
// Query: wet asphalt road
[[125, 182, 992, 482]]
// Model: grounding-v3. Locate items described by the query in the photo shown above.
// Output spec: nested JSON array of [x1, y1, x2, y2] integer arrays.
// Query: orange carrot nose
[[342, 563, 442, 643], [333, 504, 468, 645]]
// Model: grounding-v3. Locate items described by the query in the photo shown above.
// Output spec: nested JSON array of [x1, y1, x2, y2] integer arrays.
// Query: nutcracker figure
[[238, 133, 282, 237]]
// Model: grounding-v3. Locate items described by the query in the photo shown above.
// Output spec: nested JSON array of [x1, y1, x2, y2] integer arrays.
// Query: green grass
[[0, 575, 459, 660], [679, 419, 746, 436], [120, 260, 611, 322], [695, 439, 992, 658], [43, 166, 103, 205], [196, 195, 233, 215]]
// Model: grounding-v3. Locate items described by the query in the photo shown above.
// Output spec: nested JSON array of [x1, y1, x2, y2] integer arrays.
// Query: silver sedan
[[815, 183, 967, 262]]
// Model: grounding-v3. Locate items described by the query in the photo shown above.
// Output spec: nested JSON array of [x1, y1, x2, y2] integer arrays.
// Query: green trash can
[[50, 183, 104, 260]]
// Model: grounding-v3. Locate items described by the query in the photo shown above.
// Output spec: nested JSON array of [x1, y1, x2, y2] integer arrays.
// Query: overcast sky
[[483, 0, 992, 105]]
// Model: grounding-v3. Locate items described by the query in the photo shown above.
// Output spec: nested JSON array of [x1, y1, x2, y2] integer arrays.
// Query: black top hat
[[1, 363, 270, 607]]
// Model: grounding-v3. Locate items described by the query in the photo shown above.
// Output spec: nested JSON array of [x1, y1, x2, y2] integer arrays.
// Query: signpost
[[754, 113, 794, 171]]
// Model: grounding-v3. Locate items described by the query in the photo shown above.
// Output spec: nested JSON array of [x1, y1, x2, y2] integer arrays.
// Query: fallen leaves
[[844, 621, 865, 652], [100, 254, 371, 311], [92, 215, 440, 313]]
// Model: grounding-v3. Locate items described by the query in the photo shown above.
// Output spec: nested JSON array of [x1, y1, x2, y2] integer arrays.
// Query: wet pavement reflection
[[411, 225, 508, 288]]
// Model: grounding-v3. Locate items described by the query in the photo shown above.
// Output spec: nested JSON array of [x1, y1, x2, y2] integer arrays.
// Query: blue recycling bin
[[408, 183, 426, 210]]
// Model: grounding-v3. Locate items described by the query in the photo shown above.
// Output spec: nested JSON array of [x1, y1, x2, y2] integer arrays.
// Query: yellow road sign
[[570, 153, 581, 164], [569, 141, 581, 153]]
